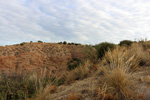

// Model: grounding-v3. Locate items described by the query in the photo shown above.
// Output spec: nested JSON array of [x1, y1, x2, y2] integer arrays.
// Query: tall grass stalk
[[98, 47, 141, 100]]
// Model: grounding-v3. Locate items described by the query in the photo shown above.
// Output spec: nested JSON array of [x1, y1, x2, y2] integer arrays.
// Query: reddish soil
[[0, 43, 88, 75]]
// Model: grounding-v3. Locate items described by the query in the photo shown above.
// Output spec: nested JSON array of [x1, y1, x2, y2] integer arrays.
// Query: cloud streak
[[0, 0, 150, 45]]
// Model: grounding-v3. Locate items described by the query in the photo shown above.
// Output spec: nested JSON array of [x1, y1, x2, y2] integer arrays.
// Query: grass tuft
[[98, 47, 142, 100]]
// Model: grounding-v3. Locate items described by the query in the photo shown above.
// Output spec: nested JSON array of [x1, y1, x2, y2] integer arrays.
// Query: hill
[[0, 42, 88, 75], [1, 41, 150, 100]]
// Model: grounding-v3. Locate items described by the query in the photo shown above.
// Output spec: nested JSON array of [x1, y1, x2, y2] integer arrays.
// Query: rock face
[[0, 43, 88, 75]]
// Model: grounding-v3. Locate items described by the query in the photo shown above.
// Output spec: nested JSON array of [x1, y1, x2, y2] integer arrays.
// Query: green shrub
[[0, 71, 61, 100], [20, 42, 25, 46], [75, 43, 81, 45], [63, 41, 67, 44], [58, 42, 62, 44], [67, 58, 82, 71], [119, 40, 133, 47], [71, 42, 75, 45], [68, 43, 71, 45], [38, 40, 43, 43], [0, 73, 35, 100], [95, 42, 115, 59]]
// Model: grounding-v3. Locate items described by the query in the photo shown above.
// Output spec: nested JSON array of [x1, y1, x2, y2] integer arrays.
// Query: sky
[[0, 0, 150, 46]]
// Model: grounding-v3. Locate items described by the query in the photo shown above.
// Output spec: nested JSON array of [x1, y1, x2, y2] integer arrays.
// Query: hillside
[[1, 41, 150, 100], [0, 43, 88, 75]]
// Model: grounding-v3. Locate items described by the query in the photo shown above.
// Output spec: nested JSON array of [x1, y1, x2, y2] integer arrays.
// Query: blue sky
[[0, 0, 150, 46]]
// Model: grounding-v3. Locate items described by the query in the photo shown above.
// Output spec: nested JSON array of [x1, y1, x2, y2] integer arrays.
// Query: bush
[[0, 73, 36, 100], [119, 40, 133, 47], [38, 40, 43, 43], [0, 70, 61, 100], [71, 42, 75, 45], [75, 43, 81, 45], [68, 43, 71, 45], [67, 58, 82, 71], [63, 41, 67, 44], [20, 42, 25, 46], [58, 42, 62, 44], [95, 42, 115, 59]]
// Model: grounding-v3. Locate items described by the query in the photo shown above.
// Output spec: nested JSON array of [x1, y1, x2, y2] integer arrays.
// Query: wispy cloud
[[0, 0, 150, 45]]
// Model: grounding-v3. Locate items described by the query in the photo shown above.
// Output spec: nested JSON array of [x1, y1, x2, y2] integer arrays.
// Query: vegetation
[[58, 41, 81, 45], [67, 58, 82, 71], [20, 42, 25, 46], [119, 40, 133, 47], [86, 45, 98, 64], [65, 60, 92, 84], [0, 69, 64, 100], [95, 42, 115, 59], [63, 41, 67, 44], [1, 40, 150, 100], [58, 42, 63, 44], [37, 40, 43, 43], [96, 46, 142, 99]]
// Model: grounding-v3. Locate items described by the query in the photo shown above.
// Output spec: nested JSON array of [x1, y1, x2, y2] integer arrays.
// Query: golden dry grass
[[65, 60, 92, 84], [66, 93, 83, 100], [31, 43, 150, 100], [130, 43, 150, 66], [97, 46, 142, 100], [2, 42, 148, 100]]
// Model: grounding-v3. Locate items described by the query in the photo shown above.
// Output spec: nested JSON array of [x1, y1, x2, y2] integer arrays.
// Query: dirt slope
[[0, 43, 88, 75]]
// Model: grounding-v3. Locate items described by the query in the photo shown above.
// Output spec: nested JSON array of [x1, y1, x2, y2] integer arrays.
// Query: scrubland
[[0, 40, 150, 100]]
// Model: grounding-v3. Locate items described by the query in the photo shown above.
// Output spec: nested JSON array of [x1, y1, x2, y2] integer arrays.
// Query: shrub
[[67, 58, 82, 71], [20, 42, 25, 46], [0, 73, 36, 100], [63, 41, 67, 44], [58, 42, 62, 44], [71, 42, 75, 45], [68, 43, 71, 45], [0, 69, 62, 100], [75, 43, 81, 45], [119, 40, 133, 47], [95, 42, 115, 59], [37, 40, 43, 43]]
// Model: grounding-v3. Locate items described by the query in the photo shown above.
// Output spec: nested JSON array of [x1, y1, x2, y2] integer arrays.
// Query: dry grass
[[33, 44, 150, 100], [102, 46, 140, 71], [97, 46, 142, 100], [66, 93, 83, 100], [65, 60, 92, 84], [130, 43, 150, 66], [1, 43, 149, 100], [34, 85, 58, 100]]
